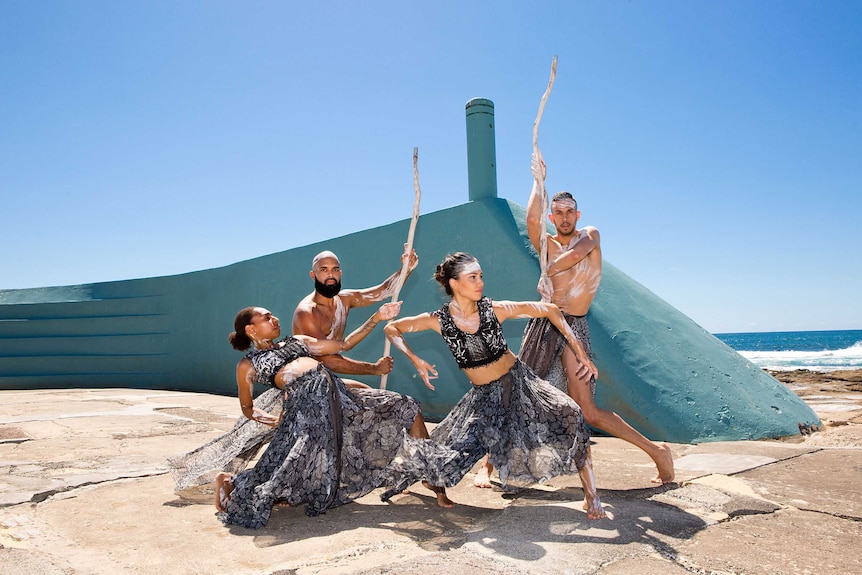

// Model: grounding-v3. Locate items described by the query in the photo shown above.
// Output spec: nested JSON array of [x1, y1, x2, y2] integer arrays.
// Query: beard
[[314, 278, 342, 298]]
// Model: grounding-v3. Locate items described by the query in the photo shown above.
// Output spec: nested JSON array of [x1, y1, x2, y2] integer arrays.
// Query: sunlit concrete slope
[[588, 262, 820, 443], [0, 197, 819, 441]]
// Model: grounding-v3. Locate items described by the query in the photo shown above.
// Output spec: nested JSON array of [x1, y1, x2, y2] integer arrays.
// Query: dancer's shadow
[[167, 482, 497, 551], [169, 481, 709, 563], [473, 483, 707, 562]]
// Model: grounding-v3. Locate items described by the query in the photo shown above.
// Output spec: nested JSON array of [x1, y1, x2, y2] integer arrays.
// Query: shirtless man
[[473, 153, 674, 488], [290, 247, 455, 506], [292, 246, 419, 384]]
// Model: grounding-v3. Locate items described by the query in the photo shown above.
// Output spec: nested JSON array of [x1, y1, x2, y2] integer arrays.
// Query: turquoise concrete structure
[[587, 261, 818, 442], [465, 98, 498, 201], [0, 199, 538, 423], [0, 99, 820, 443]]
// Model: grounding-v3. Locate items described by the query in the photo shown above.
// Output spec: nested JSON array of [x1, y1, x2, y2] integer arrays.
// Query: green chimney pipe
[[465, 98, 498, 200]]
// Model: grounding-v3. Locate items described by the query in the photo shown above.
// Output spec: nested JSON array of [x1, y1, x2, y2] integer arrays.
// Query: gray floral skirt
[[382, 360, 591, 498], [212, 365, 434, 528], [168, 387, 282, 492]]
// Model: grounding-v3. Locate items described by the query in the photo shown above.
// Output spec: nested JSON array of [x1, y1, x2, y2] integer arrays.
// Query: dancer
[[473, 153, 674, 488], [214, 303, 453, 529], [168, 247, 418, 491], [293, 246, 419, 379], [382, 252, 606, 519]]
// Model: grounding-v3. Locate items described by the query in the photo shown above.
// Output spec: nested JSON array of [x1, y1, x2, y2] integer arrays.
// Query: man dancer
[[292, 246, 418, 385], [474, 154, 674, 488], [168, 246, 431, 495], [291, 246, 455, 507]]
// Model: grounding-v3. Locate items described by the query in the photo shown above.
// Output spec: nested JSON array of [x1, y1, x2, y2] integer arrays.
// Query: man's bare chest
[[311, 302, 347, 338]]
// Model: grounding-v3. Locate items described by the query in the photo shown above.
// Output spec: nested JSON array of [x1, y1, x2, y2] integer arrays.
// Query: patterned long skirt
[[213, 364, 440, 528], [382, 360, 591, 498], [168, 387, 282, 492]]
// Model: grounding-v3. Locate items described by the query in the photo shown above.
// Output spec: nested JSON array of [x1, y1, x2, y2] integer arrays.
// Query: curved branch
[[380, 147, 421, 389], [534, 56, 557, 302]]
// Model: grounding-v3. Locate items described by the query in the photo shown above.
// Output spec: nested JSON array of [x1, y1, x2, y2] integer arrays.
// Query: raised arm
[[526, 152, 548, 253], [341, 246, 419, 308], [383, 312, 441, 390]]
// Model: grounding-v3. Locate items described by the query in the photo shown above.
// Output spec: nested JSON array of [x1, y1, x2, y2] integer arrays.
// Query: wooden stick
[[533, 56, 557, 302], [380, 147, 422, 389]]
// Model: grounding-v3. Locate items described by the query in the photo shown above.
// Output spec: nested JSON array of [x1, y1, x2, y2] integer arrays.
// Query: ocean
[[714, 329, 862, 372]]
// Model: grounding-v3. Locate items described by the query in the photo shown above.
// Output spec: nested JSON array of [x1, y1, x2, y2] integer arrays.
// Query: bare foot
[[583, 495, 606, 520], [473, 463, 493, 489], [650, 442, 675, 484], [577, 447, 605, 519], [214, 472, 233, 512], [422, 481, 455, 508]]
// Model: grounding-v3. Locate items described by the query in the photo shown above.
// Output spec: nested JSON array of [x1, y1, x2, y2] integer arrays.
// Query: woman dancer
[[214, 302, 453, 529], [382, 252, 605, 519]]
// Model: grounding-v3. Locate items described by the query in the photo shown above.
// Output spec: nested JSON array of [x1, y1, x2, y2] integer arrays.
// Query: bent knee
[[579, 405, 605, 426]]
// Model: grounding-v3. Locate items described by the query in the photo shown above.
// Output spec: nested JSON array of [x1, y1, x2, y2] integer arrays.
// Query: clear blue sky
[[2, 1, 860, 334]]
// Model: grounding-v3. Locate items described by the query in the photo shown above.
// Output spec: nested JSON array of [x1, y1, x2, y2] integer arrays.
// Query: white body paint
[[311, 250, 339, 269], [547, 230, 601, 316], [448, 300, 480, 333], [497, 301, 546, 320], [329, 297, 347, 339], [456, 261, 482, 277], [274, 356, 319, 387]]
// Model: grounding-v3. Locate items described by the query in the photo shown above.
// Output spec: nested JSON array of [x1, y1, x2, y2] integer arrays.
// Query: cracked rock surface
[[1, 375, 861, 575]]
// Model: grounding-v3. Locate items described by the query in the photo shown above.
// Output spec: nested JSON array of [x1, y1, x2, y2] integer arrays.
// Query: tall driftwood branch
[[380, 147, 421, 390], [533, 56, 557, 302]]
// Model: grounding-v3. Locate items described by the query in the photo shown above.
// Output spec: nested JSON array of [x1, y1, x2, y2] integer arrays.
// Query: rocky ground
[[768, 368, 862, 447], [2, 370, 861, 574], [769, 368, 862, 392]]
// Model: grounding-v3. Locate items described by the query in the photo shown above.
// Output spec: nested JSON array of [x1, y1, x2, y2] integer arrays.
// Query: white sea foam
[[738, 341, 862, 372]]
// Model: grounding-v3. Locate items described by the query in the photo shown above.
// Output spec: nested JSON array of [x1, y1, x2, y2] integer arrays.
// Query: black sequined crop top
[[436, 296, 508, 369], [244, 337, 312, 387]]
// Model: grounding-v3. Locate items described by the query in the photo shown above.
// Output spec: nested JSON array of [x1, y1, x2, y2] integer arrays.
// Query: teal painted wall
[[0, 199, 534, 421], [0, 197, 820, 441], [588, 262, 818, 443]]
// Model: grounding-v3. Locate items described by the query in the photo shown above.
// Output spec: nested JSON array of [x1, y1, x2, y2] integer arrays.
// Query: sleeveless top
[[437, 296, 508, 369], [244, 337, 312, 387]]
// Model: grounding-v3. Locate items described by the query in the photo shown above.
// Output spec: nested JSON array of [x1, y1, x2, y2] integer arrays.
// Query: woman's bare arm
[[384, 312, 441, 390], [235, 359, 279, 426], [492, 300, 598, 379]]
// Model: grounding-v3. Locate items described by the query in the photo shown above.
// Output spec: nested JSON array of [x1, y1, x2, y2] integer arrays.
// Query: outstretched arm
[[341, 245, 419, 308], [301, 301, 402, 357], [384, 312, 440, 390], [493, 300, 598, 380], [316, 354, 393, 376], [292, 301, 390, 375]]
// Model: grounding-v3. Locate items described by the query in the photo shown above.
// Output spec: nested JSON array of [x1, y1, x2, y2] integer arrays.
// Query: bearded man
[[292, 246, 418, 382]]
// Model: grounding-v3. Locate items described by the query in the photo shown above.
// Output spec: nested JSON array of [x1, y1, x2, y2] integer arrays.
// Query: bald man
[[292, 246, 418, 380]]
